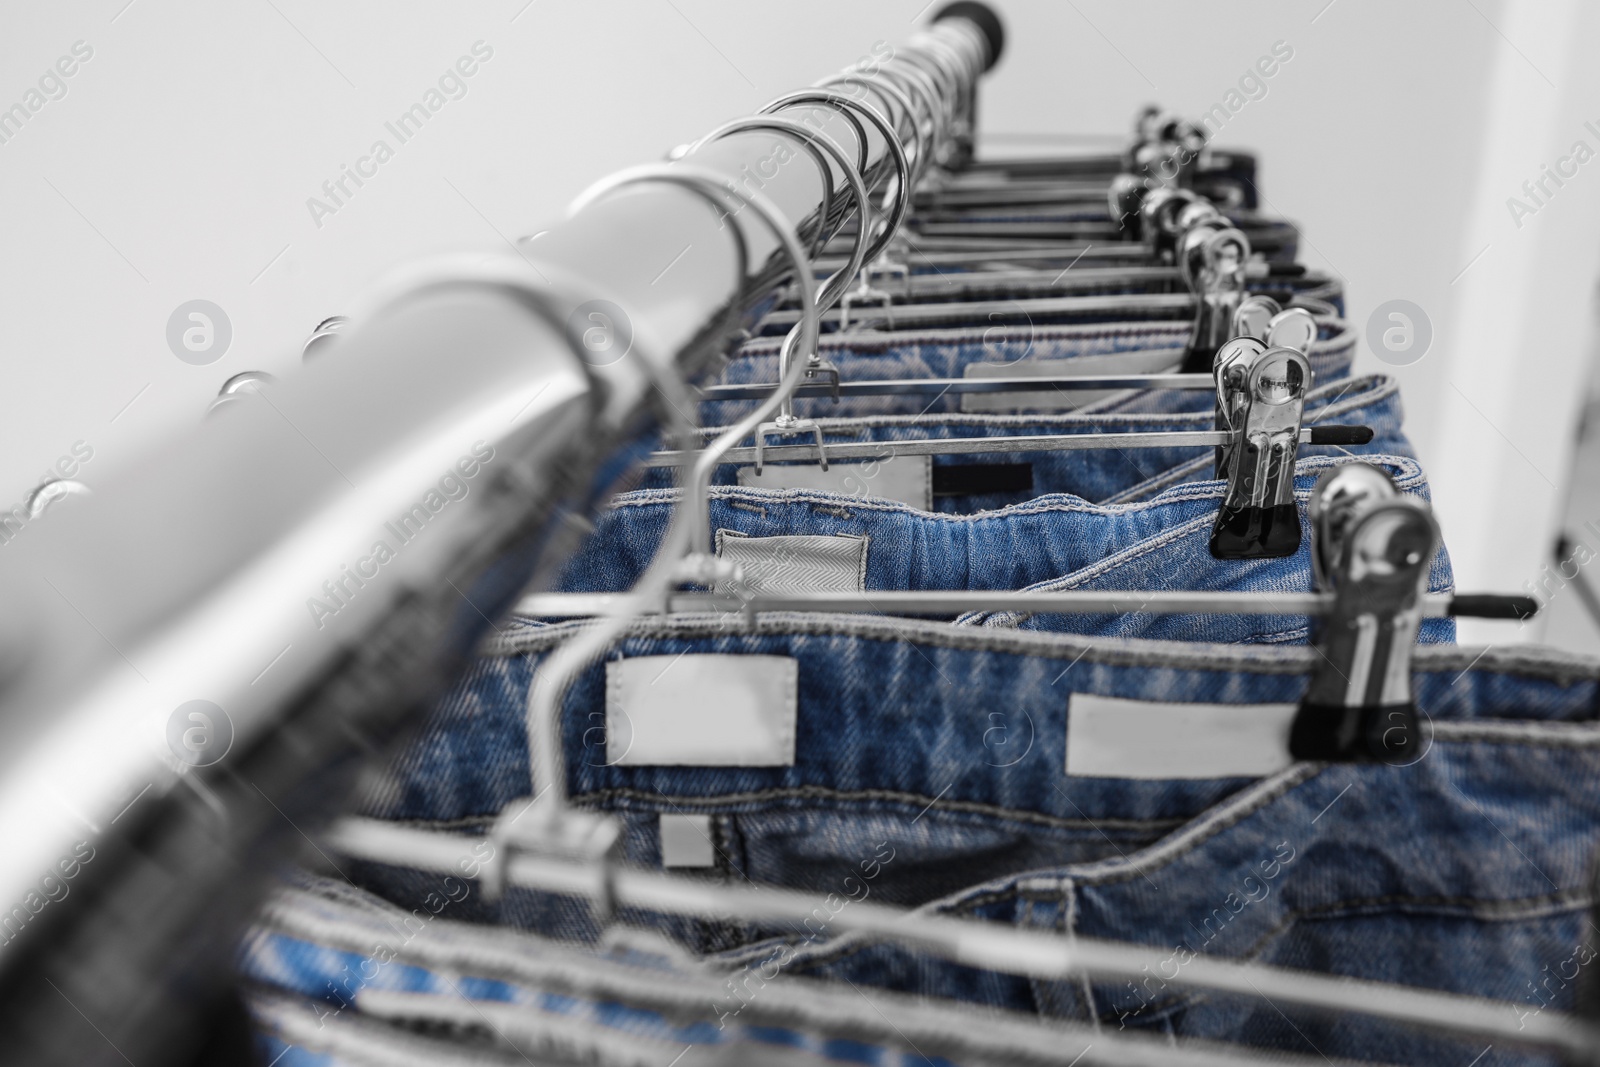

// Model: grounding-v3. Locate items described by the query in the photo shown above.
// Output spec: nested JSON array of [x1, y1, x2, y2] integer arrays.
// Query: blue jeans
[[323, 616, 1599, 1066], [563, 453, 1452, 646], [712, 315, 1353, 424], [667, 371, 1400, 512]]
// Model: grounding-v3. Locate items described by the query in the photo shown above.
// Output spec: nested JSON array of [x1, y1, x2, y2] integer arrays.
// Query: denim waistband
[[354, 606, 1558, 857], [346, 616, 1599, 1063], [569, 453, 1452, 644], [720, 317, 1353, 423], [654, 371, 1402, 510]]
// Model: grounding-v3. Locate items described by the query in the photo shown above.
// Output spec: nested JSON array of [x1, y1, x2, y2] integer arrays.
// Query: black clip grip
[[1448, 594, 1539, 620], [1289, 702, 1421, 763], [1308, 425, 1373, 446]]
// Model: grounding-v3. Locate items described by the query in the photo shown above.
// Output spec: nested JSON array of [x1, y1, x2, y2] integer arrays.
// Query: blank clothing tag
[[737, 455, 932, 510], [659, 814, 716, 868], [715, 530, 868, 594], [960, 348, 1185, 413], [606, 655, 797, 767], [1066, 693, 1298, 779]]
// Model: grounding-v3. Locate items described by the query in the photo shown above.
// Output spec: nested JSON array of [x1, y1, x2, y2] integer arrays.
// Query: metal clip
[[1210, 345, 1311, 559], [1213, 305, 1319, 483], [1123, 110, 1206, 190], [1232, 295, 1282, 341], [1139, 187, 1204, 263], [1289, 463, 1438, 763], [1212, 335, 1266, 479], [1230, 299, 1319, 355], [805, 354, 842, 402], [1108, 172, 1148, 239], [752, 415, 830, 473], [1230, 298, 1317, 360], [840, 250, 906, 330], [482, 796, 624, 912], [1179, 223, 1251, 374], [868, 245, 912, 300]]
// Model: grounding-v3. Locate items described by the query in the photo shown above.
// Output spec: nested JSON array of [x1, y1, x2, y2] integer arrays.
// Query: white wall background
[[2, 0, 1597, 644]]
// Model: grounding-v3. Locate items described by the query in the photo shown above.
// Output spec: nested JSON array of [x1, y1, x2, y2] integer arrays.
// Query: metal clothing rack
[[2, 5, 1592, 1066], [0, 10, 998, 1065]]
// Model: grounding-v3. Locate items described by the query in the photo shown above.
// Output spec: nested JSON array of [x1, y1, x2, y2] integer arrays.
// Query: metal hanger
[[686, 111, 875, 425], [518, 461, 1533, 659], [643, 420, 1370, 472], [756, 88, 913, 331], [760, 193, 1280, 387], [322, 471, 1557, 1058], [790, 80, 920, 319], [681, 301, 1350, 560], [560, 163, 822, 579]]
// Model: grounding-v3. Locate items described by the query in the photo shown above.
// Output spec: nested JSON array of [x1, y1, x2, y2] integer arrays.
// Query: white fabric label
[[715, 531, 868, 595], [659, 814, 716, 868], [606, 655, 797, 767], [960, 348, 1185, 413], [1066, 694, 1297, 779], [736, 455, 932, 510]]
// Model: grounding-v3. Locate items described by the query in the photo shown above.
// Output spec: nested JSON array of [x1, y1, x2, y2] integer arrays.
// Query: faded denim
[[334, 616, 1600, 1067], [663, 371, 1400, 511]]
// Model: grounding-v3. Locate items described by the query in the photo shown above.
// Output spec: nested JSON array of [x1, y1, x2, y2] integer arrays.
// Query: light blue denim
[[665, 371, 1398, 512], [713, 316, 1354, 424], [327, 615, 1600, 1066], [564, 453, 1452, 646]]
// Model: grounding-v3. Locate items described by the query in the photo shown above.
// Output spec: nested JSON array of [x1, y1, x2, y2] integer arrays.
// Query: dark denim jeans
[[338, 616, 1600, 1066], [665, 371, 1400, 512]]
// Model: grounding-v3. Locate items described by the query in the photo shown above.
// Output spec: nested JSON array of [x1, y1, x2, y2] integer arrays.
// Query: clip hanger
[[1208, 342, 1312, 559], [1177, 212, 1251, 373], [1290, 463, 1441, 763], [1206, 301, 1320, 558]]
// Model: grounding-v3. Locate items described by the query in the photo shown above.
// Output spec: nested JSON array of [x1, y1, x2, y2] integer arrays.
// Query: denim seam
[[1086, 888, 1597, 1024], [1430, 720, 1600, 746], [747, 881, 1595, 983], [946, 747, 1598, 908], [568, 785, 1188, 834], [1099, 454, 1210, 505], [981, 511, 1222, 601], [946, 765, 1324, 900], [961, 511, 1223, 627], [482, 614, 1600, 687], [1254, 886, 1595, 930]]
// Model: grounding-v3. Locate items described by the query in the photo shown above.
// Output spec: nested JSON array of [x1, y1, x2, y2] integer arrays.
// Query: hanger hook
[[760, 89, 910, 273], [688, 115, 874, 317], [815, 73, 924, 197], [519, 164, 821, 826]]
